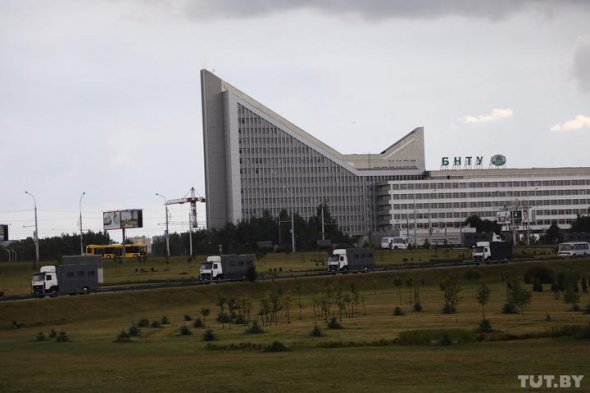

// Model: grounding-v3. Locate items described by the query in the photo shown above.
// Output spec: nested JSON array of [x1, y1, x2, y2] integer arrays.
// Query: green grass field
[[1, 258, 589, 392]]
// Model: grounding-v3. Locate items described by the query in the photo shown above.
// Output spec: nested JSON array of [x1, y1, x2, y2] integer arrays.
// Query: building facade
[[201, 70, 590, 239], [201, 70, 425, 236], [377, 168, 590, 234]]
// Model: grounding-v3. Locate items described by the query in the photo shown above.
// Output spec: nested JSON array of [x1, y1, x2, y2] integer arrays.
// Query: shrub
[[523, 266, 555, 284], [35, 332, 45, 341], [397, 329, 476, 346], [234, 315, 246, 325], [115, 330, 131, 343], [532, 278, 543, 292], [180, 325, 193, 336], [464, 269, 482, 282], [393, 307, 405, 316], [263, 341, 290, 352], [502, 303, 518, 314], [309, 324, 324, 337], [439, 332, 453, 346], [545, 313, 552, 322], [150, 320, 161, 328], [413, 302, 423, 312], [442, 303, 456, 314], [193, 318, 204, 328], [216, 314, 232, 324], [184, 314, 192, 322], [202, 329, 217, 341], [160, 316, 170, 325], [327, 317, 343, 329], [128, 324, 142, 337], [245, 321, 264, 334], [137, 318, 150, 328], [478, 319, 493, 333], [55, 331, 69, 342], [48, 329, 57, 339]]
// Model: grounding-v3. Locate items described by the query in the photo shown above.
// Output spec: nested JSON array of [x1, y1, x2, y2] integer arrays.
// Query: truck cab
[[31, 266, 59, 297], [327, 249, 347, 271], [328, 248, 374, 272], [472, 241, 491, 264], [200, 256, 222, 280]]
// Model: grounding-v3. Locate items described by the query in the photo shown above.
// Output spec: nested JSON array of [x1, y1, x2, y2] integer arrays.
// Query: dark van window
[[77, 271, 85, 277]]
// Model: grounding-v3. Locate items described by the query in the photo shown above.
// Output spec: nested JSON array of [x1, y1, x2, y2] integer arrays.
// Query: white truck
[[327, 248, 375, 272], [199, 255, 255, 281], [31, 255, 103, 297], [472, 241, 513, 264]]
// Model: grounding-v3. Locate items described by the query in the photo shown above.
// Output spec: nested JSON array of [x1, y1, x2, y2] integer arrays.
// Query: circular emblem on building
[[490, 154, 506, 166]]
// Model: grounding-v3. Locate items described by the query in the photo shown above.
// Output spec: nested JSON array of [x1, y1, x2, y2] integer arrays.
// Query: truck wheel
[[49, 289, 58, 298], [82, 286, 90, 295]]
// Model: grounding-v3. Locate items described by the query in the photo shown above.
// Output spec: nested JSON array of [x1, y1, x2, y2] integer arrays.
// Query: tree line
[[151, 204, 351, 257], [0, 204, 351, 261]]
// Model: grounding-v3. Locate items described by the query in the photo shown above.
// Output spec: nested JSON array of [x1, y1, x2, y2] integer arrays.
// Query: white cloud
[[460, 108, 513, 124], [550, 115, 590, 132]]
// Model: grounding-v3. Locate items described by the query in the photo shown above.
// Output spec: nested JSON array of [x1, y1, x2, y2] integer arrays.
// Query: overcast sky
[[1, 0, 589, 242]]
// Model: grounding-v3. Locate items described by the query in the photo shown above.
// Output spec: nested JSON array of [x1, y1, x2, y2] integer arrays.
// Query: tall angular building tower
[[201, 70, 425, 237]]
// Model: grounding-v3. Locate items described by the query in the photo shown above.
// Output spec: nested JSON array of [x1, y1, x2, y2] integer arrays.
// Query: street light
[[282, 187, 296, 253], [24, 191, 39, 263], [155, 193, 170, 261], [79, 192, 86, 255]]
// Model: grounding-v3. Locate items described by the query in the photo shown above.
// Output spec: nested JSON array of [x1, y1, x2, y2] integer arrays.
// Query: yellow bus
[[85, 244, 148, 259]]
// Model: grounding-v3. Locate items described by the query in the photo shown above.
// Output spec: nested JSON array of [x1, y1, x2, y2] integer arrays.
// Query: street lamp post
[[155, 193, 170, 261], [24, 191, 39, 263], [79, 192, 86, 255]]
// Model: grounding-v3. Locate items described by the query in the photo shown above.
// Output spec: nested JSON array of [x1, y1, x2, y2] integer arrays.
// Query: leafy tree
[[569, 215, 590, 233], [540, 222, 562, 245], [506, 280, 532, 314], [393, 277, 403, 305], [564, 287, 581, 311], [476, 283, 491, 319], [463, 215, 501, 234], [439, 274, 462, 313]]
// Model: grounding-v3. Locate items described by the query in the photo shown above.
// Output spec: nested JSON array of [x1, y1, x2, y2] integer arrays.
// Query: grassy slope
[[1, 258, 588, 392]]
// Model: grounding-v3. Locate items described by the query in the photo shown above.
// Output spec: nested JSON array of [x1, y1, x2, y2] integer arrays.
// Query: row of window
[[390, 199, 590, 210], [392, 189, 590, 200], [388, 178, 590, 190]]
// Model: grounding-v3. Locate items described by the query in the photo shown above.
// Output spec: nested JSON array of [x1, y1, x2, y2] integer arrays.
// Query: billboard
[[0, 225, 8, 241], [511, 210, 523, 225], [103, 209, 143, 230], [496, 211, 511, 225]]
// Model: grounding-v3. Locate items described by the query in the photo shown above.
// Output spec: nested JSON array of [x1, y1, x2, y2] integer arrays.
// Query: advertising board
[[103, 209, 143, 230]]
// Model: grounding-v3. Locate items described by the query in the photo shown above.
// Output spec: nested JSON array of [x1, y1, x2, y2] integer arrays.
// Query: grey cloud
[[177, 0, 589, 21], [573, 37, 590, 92]]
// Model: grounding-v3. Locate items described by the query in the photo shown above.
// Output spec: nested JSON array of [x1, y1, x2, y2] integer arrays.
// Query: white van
[[390, 236, 411, 250], [380, 237, 395, 249], [558, 242, 590, 257]]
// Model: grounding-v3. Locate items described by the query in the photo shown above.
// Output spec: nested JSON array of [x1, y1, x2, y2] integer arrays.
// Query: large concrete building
[[201, 70, 590, 239]]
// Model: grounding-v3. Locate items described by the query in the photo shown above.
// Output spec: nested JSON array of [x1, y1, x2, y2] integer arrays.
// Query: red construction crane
[[165, 187, 206, 230]]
